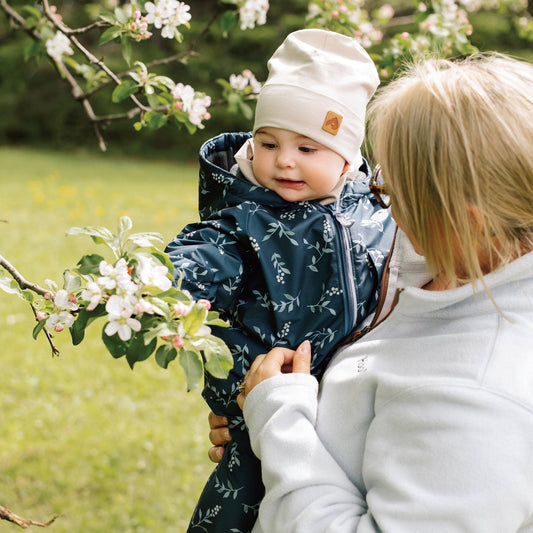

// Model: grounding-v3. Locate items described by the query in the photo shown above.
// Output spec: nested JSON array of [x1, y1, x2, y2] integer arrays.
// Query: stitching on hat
[[322, 111, 343, 136]]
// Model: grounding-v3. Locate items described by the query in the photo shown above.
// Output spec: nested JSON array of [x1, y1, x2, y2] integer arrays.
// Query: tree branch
[[0, 254, 61, 356], [0, 504, 59, 528]]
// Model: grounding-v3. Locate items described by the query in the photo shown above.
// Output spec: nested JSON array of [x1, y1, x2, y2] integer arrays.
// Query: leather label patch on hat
[[322, 111, 343, 135]]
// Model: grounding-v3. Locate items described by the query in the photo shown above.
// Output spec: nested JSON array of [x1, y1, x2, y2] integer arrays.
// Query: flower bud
[[173, 336, 185, 349], [36, 311, 47, 321], [54, 323, 64, 332], [198, 299, 211, 311]]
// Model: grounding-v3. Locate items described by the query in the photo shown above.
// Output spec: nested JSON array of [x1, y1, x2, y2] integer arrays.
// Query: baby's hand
[[207, 411, 231, 463]]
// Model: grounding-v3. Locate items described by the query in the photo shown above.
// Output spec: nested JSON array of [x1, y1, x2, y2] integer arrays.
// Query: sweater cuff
[[243, 373, 319, 452]]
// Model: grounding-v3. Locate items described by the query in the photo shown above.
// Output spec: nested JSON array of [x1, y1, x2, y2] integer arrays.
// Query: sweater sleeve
[[245, 377, 533, 533], [244, 373, 368, 533], [165, 217, 246, 309]]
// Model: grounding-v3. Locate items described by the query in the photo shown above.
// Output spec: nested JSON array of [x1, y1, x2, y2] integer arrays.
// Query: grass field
[[0, 146, 215, 532]]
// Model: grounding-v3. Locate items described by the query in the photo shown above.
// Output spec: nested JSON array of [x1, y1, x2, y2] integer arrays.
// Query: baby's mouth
[[276, 178, 305, 188]]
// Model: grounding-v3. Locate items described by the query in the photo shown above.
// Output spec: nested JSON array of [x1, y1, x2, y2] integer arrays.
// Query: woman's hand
[[207, 411, 231, 463], [237, 340, 311, 409]]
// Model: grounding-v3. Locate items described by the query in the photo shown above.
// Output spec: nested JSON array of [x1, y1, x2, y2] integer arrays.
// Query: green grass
[[0, 146, 215, 532]]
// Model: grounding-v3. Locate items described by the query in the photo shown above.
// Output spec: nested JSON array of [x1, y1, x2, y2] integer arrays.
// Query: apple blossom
[[105, 295, 142, 341], [81, 281, 102, 311], [174, 301, 192, 316], [46, 32, 74, 61], [197, 299, 211, 311], [46, 310, 75, 331], [172, 336, 185, 348], [135, 298, 154, 315], [137, 255, 172, 291]]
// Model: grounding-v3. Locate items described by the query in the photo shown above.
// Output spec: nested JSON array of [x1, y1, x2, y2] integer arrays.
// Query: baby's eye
[[260, 142, 277, 150], [299, 146, 317, 153]]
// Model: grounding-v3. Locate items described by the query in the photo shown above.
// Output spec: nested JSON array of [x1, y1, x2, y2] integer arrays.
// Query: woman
[[233, 53, 533, 532]]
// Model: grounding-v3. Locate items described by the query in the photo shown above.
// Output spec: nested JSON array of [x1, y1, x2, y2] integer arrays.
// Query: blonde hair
[[367, 53, 533, 287]]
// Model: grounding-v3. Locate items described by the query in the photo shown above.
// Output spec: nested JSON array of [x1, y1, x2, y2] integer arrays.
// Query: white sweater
[[244, 248, 533, 533]]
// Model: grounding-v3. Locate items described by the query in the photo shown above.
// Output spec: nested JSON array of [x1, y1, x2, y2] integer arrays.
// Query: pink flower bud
[[131, 22, 137, 30], [134, 8, 141, 19], [54, 323, 64, 332], [140, 22, 148, 31], [175, 101, 183, 109], [340, 5, 347, 13], [69, 294, 77, 304], [332, 10, 339, 18], [401, 32, 410, 39], [44, 292, 51, 299], [198, 299, 211, 311], [173, 336, 185, 348], [204, 112, 211, 120], [174, 301, 190, 316], [36, 311, 47, 321], [242, 69, 253, 78]]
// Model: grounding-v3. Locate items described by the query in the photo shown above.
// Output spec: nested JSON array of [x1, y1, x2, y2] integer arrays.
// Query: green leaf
[[21, 5, 43, 19], [63, 269, 82, 293], [126, 335, 157, 369], [111, 80, 139, 103], [32, 320, 46, 340], [203, 335, 233, 379], [121, 34, 133, 66], [144, 111, 168, 131], [71, 305, 106, 345], [67, 225, 115, 245], [179, 349, 204, 391], [99, 26, 122, 45], [102, 328, 127, 358], [127, 232, 164, 248], [155, 344, 177, 369], [99, 11, 118, 25], [182, 304, 208, 336], [0, 270, 23, 298], [114, 6, 129, 25], [76, 254, 104, 275], [147, 92, 160, 110], [220, 10, 237, 33], [151, 251, 174, 275]]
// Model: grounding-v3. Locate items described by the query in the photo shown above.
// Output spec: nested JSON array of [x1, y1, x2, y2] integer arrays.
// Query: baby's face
[[252, 127, 349, 203]]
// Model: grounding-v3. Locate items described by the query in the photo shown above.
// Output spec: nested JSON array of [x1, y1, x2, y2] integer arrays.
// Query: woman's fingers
[[237, 342, 313, 409], [292, 340, 312, 374]]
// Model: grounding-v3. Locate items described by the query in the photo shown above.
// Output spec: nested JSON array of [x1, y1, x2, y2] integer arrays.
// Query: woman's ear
[[343, 160, 350, 173]]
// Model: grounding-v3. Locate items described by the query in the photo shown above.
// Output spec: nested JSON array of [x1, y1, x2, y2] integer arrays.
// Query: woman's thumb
[[293, 340, 312, 374]]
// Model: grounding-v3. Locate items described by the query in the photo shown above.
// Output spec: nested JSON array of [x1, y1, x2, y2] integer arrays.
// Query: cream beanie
[[253, 29, 379, 167]]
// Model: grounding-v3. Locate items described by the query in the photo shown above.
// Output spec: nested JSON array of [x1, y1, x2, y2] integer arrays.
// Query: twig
[[0, 254, 60, 356], [0, 504, 59, 528]]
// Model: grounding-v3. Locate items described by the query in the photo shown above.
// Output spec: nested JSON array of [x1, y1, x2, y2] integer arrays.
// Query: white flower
[[104, 295, 141, 341], [54, 289, 77, 311], [175, 2, 192, 25], [135, 298, 154, 315], [46, 32, 74, 61], [137, 255, 172, 291], [172, 83, 195, 111], [98, 258, 132, 290], [229, 74, 248, 91], [46, 310, 75, 332], [81, 281, 102, 311], [144, 1, 166, 28], [238, 0, 269, 30]]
